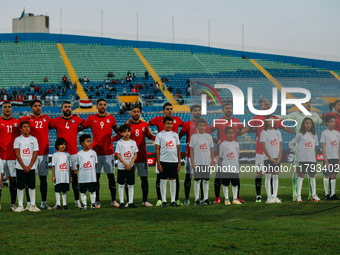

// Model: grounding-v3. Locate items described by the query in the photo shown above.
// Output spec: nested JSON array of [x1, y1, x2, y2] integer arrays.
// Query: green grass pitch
[[0, 165, 339, 254]]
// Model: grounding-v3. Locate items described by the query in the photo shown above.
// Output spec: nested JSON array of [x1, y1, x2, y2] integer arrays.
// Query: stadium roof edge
[[1, 32, 340, 70]]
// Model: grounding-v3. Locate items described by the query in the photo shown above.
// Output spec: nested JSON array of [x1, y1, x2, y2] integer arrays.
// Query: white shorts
[[36, 155, 49, 176], [135, 162, 148, 177], [255, 154, 264, 172], [3, 160, 16, 177], [70, 154, 77, 171], [185, 157, 193, 174], [96, 155, 115, 174]]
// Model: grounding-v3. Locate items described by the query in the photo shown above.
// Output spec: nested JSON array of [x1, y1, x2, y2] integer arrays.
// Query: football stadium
[[0, 1, 340, 254]]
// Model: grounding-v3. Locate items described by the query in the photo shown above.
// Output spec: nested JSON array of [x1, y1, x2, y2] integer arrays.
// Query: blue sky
[[1, 0, 339, 61]]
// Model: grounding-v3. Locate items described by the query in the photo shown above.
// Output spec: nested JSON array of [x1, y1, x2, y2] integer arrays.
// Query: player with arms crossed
[[50, 101, 84, 208], [148, 103, 183, 206], [20, 99, 53, 210], [80, 99, 120, 208], [289, 118, 320, 202], [126, 105, 155, 206], [155, 117, 181, 207], [189, 119, 214, 206], [0, 101, 20, 211], [179, 105, 210, 205], [320, 115, 340, 200]]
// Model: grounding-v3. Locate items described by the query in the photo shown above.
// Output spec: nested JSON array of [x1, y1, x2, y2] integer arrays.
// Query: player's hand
[[158, 164, 163, 173], [23, 166, 30, 172], [52, 176, 56, 183], [105, 111, 110, 116], [0, 181, 3, 187], [270, 158, 275, 163], [127, 118, 133, 124], [177, 163, 181, 173], [192, 163, 196, 171], [73, 113, 79, 117], [70, 177, 73, 183], [325, 159, 329, 169]]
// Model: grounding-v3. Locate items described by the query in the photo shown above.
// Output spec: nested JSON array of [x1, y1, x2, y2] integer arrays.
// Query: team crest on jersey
[[142, 127, 145, 131], [174, 120, 176, 123], [14, 123, 17, 127], [90, 155, 94, 159], [107, 119, 110, 123], [71, 120, 75, 123], [43, 118, 46, 122]]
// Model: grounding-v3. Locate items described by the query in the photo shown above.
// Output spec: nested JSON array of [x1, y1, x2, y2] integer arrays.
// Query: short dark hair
[[97, 99, 106, 105], [131, 105, 141, 111], [196, 118, 207, 126], [225, 126, 234, 135], [163, 103, 173, 110], [334, 99, 340, 108], [264, 115, 277, 131], [190, 104, 201, 112], [2, 101, 11, 107], [79, 134, 91, 145], [163, 116, 173, 124], [61, 101, 71, 108], [30, 100, 42, 108], [119, 124, 131, 133], [20, 121, 30, 129], [223, 103, 232, 109], [55, 137, 67, 151], [325, 114, 336, 123]]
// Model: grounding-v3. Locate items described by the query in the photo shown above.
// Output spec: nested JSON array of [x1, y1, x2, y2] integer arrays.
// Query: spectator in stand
[[74, 82, 77, 89], [168, 85, 173, 92], [105, 79, 110, 85], [177, 94, 184, 105], [18, 94, 24, 101], [186, 79, 191, 87], [75, 95, 80, 100], [133, 72, 136, 81], [48, 87, 53, 94], [145, 70, 149, 80], [127, 70, 132, 78], [62, 75, 68, 84], [78, 77, 84, 83], [106, 92, 112, 99], [54, 95, 59, 105], [13, 89, 18, 99], [27, 94, 32, 101], [121, 78, 125, 85], [21, 82, 25, 89], [149, 94, 154, 100], [88, 94, 93, 99], [177, 88, 181, 94], [154, 85, 159, 95], [123, 87, 127, 94], [143, 82, 147, 90], [129, 83, 134, 89], [145, 100, 150, 106], [84, 76, 90, 82], [38, 85, 42, 94], [30, 81, 35, 92], [107, 72, 111, 78], [186, 87, 190, 97], [96, 91, 100, 97], [44, 76, 48, 82], [51, 85, 55, 92], [32, 94, 37, 100]]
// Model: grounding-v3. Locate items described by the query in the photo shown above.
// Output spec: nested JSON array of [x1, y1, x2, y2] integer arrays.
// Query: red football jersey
[[323, 113, 340, 133], [0, 117, 20, 160], [149, 116, 183, 133], [82, 114, 118, 156], [20, 115, 52, 155], [50, 116, 84, 155], [210, 117, 243, 152], [128, 121, 155, 163], [180, 119, 211, 157], [250, 115, 284, 154]]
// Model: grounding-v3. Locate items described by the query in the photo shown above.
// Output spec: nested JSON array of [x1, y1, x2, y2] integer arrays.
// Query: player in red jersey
[[50, 101, 84, 208], [0, 101, 20, 211], [148, 103, 184, 206], [210, 103, 244, 204], [239, 100, 295, 202], [80, 99, 120, 208], [127, 105, 156, 206], [20, 100, 52, 210], [179, 105, 211, 205], [323, 100, 340, 132]]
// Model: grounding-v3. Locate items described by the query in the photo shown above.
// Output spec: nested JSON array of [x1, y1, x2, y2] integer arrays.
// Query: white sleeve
[[189, 135, 195, 148], [94, 151, 98, 164], [76, 154, 79, 166], [278, 131, 282, 142], [219, 143, 224, 158], [155, 134, 160, 145], [134, 141, 139, 153], [33, 138, 39, 152], [289, 133, 300, 154], [210, 135, 214, 148], [176, 133, 180, 146], [14, 138, 20, 149], [115, 142, 121, 154], [52, 155, 55, 166], [259, 130, 266, 143], [320, 132, 325, 144], [315, 134, 319, 147]]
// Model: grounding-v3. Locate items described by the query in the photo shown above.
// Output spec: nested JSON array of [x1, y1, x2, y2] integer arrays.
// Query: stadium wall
[[1, 33, 340, 70]]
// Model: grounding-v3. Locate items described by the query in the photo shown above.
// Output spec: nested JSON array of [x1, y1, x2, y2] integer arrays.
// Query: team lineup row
[[0, 99, 339, 211]]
